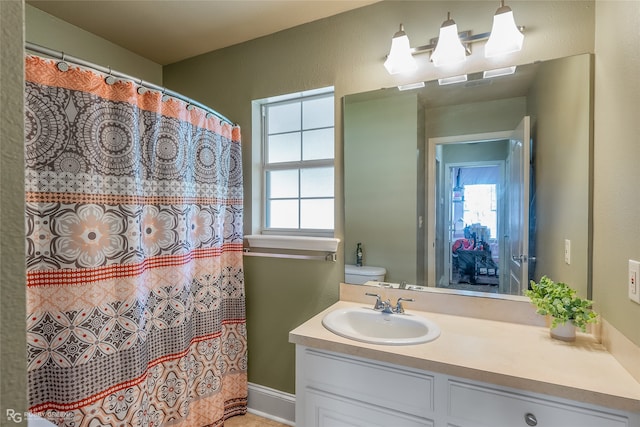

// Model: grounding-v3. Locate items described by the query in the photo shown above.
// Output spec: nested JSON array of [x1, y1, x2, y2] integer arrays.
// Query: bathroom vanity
[[290, 297, 640, 427]]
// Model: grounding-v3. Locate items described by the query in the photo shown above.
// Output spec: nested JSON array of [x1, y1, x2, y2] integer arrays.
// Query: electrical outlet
[[629, 260, 640, 304], [564, 239, 571, 265]]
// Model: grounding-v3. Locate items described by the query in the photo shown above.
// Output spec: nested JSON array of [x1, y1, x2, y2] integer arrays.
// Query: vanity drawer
[[302, 348, 435, 418], [448, 380, 630, 427], [305, 388, 434, 427]]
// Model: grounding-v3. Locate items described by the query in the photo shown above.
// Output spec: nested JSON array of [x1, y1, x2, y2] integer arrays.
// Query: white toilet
[[344, 264, 386, 285]]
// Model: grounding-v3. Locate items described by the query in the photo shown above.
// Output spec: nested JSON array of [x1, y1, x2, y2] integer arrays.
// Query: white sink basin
[[322, 307, 441, 345]]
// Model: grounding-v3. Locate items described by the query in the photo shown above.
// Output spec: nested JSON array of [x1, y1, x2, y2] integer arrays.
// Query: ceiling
[[27, 0, 380, 65]]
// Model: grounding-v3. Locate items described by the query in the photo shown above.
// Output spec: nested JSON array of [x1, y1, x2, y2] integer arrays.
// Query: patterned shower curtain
[[24, 55, 247, 426]]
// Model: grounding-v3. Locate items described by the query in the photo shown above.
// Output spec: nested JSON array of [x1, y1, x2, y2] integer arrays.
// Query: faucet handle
[[394, 297, 415, 314], [365, 293, 384, 310]]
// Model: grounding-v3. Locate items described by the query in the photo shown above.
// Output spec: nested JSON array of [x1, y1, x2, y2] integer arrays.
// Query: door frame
[[427, 130, 512, 287]]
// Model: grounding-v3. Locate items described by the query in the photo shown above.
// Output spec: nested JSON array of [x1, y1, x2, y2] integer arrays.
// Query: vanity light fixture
[[485, 1, 524, 58], [384, 24, 418, 75], [383, 1, 524, 75], [431, 13, 468, 67]]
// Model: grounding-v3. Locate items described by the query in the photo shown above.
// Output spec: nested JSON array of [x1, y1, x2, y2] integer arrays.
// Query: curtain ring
[[56, 52, 69, 72], [137, 79, 147, 95], [105, 67, 117, 85]]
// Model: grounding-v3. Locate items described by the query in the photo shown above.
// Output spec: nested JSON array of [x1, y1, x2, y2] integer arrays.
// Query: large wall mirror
[[344, 54, 592, 298]]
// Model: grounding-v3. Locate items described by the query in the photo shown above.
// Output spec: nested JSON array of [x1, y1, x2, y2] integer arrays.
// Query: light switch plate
[[564, 239, 571, 265], [629, 260, 640, 304]]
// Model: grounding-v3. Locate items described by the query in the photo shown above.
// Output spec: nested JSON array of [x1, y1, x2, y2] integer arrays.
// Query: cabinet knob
[[524, 412, 537, 426]]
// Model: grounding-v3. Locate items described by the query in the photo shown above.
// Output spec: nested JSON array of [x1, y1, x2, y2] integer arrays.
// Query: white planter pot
[[550, 321, 576, 342]]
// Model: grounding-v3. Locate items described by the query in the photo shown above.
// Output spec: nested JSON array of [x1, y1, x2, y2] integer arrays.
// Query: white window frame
[[252, 87, 335, 238]]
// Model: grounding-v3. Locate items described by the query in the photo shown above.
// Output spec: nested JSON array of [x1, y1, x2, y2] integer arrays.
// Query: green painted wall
[[593, 1, 640, 345], [4, 0, 637, 409], [527, 54, 592, 297], [243, 257, 340, 391], [163, 1, 599, 394], [426, 97, 526, 138], [1, 0, 27, 421], [344, 92, 419, 284], [26, 4, 162, 85]]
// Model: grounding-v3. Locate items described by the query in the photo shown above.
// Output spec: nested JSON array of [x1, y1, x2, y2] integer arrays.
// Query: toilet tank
[[345, 264, 386, 284]]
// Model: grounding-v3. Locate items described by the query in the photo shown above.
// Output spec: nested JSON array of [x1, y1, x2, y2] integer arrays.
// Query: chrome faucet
[[365, 293, 385, 310], [366, 293, 414, 314], [380, 299, 395, 314], [394, 297, 415, 314]]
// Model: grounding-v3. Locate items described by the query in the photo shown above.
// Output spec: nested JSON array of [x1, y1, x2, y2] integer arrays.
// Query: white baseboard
[[247, 382, 296, 426]]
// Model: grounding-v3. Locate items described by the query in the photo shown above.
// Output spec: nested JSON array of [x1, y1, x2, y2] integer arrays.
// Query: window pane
[[301, 167, 333, 197], [268, 132, 301, 163], [267, 170, 298, 198], [303, 128, 334, 161], [261, 90, 335, 232], [268, 200, 299, 228], [303, 96, 334, 129], [268, 102, 300, 134], [301, 199, 334, 229], [463, 184, 498, 239]]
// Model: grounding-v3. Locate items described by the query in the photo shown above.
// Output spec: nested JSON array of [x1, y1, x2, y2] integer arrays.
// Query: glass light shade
[[485, 8, 524, 57], [483, 66, 517, 78], [438, 74, 468, 85], [398, 81, 426, 91], [431, 22, 467, 67], [384, 27, 417, 75]]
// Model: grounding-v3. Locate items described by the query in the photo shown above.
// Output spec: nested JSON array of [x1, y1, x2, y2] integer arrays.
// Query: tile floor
[[225, 412, 290, 427]]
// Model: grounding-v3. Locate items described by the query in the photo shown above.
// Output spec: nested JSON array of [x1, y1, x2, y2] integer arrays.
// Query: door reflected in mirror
[[344, 54, 592, 298]]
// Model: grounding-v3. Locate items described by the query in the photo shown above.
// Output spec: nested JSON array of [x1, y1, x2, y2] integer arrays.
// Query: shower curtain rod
[[25, 41, 235, 126]]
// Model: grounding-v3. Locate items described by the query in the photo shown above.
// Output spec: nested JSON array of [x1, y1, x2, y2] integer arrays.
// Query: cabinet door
[[302, 348, 434, 417], [305, 388, 434, 427], [448, 380, 630, 427]]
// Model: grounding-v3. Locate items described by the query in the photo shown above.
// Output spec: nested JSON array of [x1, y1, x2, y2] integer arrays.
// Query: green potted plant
[[525, 276, 598, 341]]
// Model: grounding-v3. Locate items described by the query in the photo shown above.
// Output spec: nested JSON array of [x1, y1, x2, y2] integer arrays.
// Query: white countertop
[[289, 300, 640, 413]]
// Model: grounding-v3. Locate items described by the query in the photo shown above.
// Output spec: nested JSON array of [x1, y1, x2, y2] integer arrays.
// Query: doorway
[[427, 132, 512, 293], [446, 163, 503, 292], [427, 118, 532, 295]]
